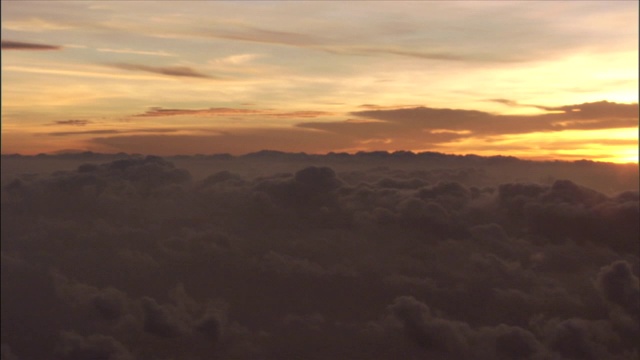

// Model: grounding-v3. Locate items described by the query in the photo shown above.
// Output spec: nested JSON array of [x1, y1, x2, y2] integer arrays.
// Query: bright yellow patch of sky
[[435, 128, 638, 164]]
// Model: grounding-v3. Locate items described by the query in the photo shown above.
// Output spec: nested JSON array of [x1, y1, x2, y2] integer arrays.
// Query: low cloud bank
[[2, 154, 638, 359]]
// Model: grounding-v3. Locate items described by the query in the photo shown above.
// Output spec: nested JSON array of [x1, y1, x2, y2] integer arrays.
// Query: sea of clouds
[[1, 152, 638, 359]]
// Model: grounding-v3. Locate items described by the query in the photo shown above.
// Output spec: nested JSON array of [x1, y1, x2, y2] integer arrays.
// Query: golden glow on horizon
[[435, 127, 639, 164]]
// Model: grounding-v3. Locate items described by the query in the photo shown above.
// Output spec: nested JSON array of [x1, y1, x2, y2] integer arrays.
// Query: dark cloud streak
[[108, 63, 218, 79], [134, 107, 262, 117], [1, 40, 62, 50], [53, 120, 92, 126]]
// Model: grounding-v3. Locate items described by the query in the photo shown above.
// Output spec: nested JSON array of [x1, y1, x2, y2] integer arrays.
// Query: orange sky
[[1, 1, 638, 162]]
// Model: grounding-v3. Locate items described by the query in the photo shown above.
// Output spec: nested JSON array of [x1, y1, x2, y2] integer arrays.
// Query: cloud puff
[[388, 296, 455, 351], [543, 318, 619, 360], [56, 332, 134, 360], [141, 297, 189, 338], [595, 260, 640, 315], [386, 296, 546, 358], [1, 40, 62, 50]]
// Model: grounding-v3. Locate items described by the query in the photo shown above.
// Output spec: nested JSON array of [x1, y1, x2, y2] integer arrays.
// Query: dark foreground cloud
[[595, 261, 640, 316], [56, 332, 133, 360], [1, 154, 638, 359], [1, 40, 62, 50]]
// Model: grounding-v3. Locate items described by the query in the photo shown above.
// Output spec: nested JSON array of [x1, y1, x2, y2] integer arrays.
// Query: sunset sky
[[1, 1, 638, 162]]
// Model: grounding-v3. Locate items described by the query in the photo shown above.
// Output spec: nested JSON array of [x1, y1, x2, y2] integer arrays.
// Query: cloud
[[90, 128, 353, 155], [1, 154, 638, 359], [386, 296, 546, 358], [97, 48, 175, 57], [108, 63, 217, 79], [141, 297, 189, 338], [388, 296, 443, 348], [206, 24, 507, 63], [48, 128, 181, 136], [333, 46, 520, 63], [50, 129, 122, 136], [292, 101, 639, 157], [56, 332, 134, 360], [342, 101, 638, 135], [266, 111, 334, 118], [204, 24, 543, 63], [358, 104, 423, 110], [595, 260, 640, 315], [132, 107, 330, 119], [53, 120, 92, 126], [210, 25, 324, 47], [544, 318, 618, 360], [134, 107, 262, 117], [2, 17, 74, 32], [1, 40, 62, 50], [210, 53, 263, 65]]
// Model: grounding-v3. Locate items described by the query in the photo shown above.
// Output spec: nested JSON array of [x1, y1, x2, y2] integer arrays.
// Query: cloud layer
[[1, 153, 638, 359], [76, 101, 637, 163]]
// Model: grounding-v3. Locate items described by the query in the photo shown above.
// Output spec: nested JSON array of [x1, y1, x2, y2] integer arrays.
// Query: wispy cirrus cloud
[[49, 129, 121, 137], [205, 26, 511, 63], [1, 40, 62, 50], [97, 48, 176, 57], [133, 107, 332, 118], [209, 53, 263, 65], [108, 63, 217, 79], [267, 111, 334, 118], [325, 46, 520, 63], [210, 26, 324, 47], [2, 18, 73, 32], [48, 128, 182, 137], [134, 107, 262, 117]]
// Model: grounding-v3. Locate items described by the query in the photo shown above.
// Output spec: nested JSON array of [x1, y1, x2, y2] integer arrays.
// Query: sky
[[1, 0, 638, 162]]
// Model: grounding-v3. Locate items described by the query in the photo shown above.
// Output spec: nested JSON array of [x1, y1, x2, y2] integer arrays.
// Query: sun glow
[[437, 127, 639, 164]]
